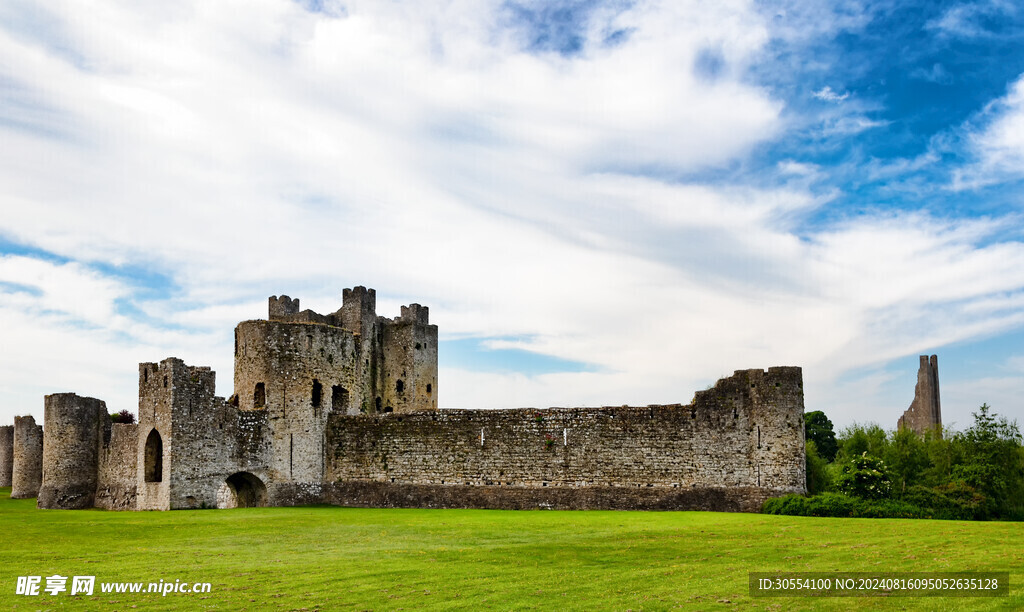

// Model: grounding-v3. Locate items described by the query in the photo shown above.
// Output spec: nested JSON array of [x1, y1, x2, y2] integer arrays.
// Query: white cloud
[[954, 73, 1024, 189], [926, 1, 1017, 39], [812, 85, 849, 103], [820, 115, 887, 136], [0, 0, 1022, 433]]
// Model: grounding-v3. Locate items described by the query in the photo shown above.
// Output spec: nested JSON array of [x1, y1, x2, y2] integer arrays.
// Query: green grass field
[[0, 487, 1020, 611]]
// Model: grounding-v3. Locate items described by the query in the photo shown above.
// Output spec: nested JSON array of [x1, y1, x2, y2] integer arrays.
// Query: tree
[[110, 410, 136, 424], [804, 411, 838, 462], [805, 440, 832, 494], [836, 423, 888, 463], [885, 427, 928, 495], [950, 404, 1023, 518]]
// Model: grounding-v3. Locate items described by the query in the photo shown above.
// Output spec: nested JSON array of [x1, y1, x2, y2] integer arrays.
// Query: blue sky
[[1, 0, 1023, 430]]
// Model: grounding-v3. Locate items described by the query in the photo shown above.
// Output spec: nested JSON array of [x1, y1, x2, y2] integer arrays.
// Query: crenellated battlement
[[398, 304, 429, 325], [269, 295, 300, 320], [341, 286, 376, 334]]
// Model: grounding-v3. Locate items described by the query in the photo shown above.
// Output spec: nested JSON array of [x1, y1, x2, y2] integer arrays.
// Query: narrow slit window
[[254, 382, 266, 408], [312, 379, 322, 410]]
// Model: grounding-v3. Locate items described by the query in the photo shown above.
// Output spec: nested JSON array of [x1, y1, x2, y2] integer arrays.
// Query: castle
[[0, 286, 807, 512]]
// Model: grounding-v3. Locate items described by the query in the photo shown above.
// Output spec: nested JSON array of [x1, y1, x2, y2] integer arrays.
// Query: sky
[[2, 0, 1024, 432]]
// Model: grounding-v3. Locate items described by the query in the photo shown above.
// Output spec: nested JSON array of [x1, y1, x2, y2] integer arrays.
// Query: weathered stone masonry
[[38, 393, 107, 510], [324, 367, 805, 512], [7, 285, 806, 512], [11, 415, 43, 499], [897, 355, 941, 436], [0, 425, 13, 487]]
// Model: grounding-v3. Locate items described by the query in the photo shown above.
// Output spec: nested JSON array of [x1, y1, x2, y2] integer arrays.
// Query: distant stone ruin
[[897, 355, 942, 436], [1, 286, 807, 512]]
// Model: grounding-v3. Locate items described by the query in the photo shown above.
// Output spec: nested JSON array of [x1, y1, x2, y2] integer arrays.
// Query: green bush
[[835, 452, 892, 500], [762, 493, 928, 519], [109, 410, 136, 424], [901, 484, 978, 520]]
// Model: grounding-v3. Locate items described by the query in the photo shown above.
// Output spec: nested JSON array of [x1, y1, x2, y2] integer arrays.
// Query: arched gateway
[[217, 472, 268, 508]]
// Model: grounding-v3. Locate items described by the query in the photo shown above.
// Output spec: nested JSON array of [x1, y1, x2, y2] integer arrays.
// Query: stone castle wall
[[138, 358, 267, 510], [324, 367, 805, 512], [4, 287, 806, 514], [0, 425, 13, 487], [11, 415, 43, 499], [95, 423, 139, 510], [38, 393, 107, 509], [233, 320, 353, 490]]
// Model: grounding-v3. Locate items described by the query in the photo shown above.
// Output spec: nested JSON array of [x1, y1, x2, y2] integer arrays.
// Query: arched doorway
[[144, 429, 163, 482], [217, 472, 268, 508]]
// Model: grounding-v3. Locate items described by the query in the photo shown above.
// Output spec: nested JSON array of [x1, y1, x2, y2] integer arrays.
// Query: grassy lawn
[[0, 487, 1021, 610]]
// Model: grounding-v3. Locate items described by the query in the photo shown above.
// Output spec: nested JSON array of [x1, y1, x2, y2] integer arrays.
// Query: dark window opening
[[396, 379, 404, 393], [426, 383, 432, 393], [312, 379, 322, 409], [375, 397, 382, 412], [143, 368, 148, 383], [332, 385, 349, 411], [144, 429, 163, 482], [254, 382, 266, 408], [163, 376, 168, 388], [384, 406, 393, 413], [415, 343, 421, 349]]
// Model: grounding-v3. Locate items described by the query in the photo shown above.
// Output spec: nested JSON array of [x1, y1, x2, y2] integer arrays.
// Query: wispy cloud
[[926, 1, 1018, 39], [953, 73, 1024, 189], [0, 0, 1023, 432], [813, 85, 849, 103]]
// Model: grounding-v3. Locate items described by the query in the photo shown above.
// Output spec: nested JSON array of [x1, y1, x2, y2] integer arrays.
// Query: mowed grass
[[0, 488, 1021, 611]]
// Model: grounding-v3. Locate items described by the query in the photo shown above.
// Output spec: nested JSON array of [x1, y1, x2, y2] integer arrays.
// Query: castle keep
[[2, 286, 806, 512]]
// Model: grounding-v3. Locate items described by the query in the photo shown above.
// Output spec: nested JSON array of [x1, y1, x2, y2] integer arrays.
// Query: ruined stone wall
[[139, 358, 267, 510], [95, 423, 139, 510], [38, 393, 107, 509], [380, 305, 438, 413], [168, 368, 272, 510], [11, 415, 43, 499], [325, 367, 805, 512], [0, 425, 13, 487], [136, 359, 177, 510], [898, 355, 941, 436]]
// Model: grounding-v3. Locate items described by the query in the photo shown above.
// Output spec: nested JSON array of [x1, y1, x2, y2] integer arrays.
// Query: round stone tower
[[37, 393, 107, 509], [11, 415, 43, 499], [0, 425, 13, 487]]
